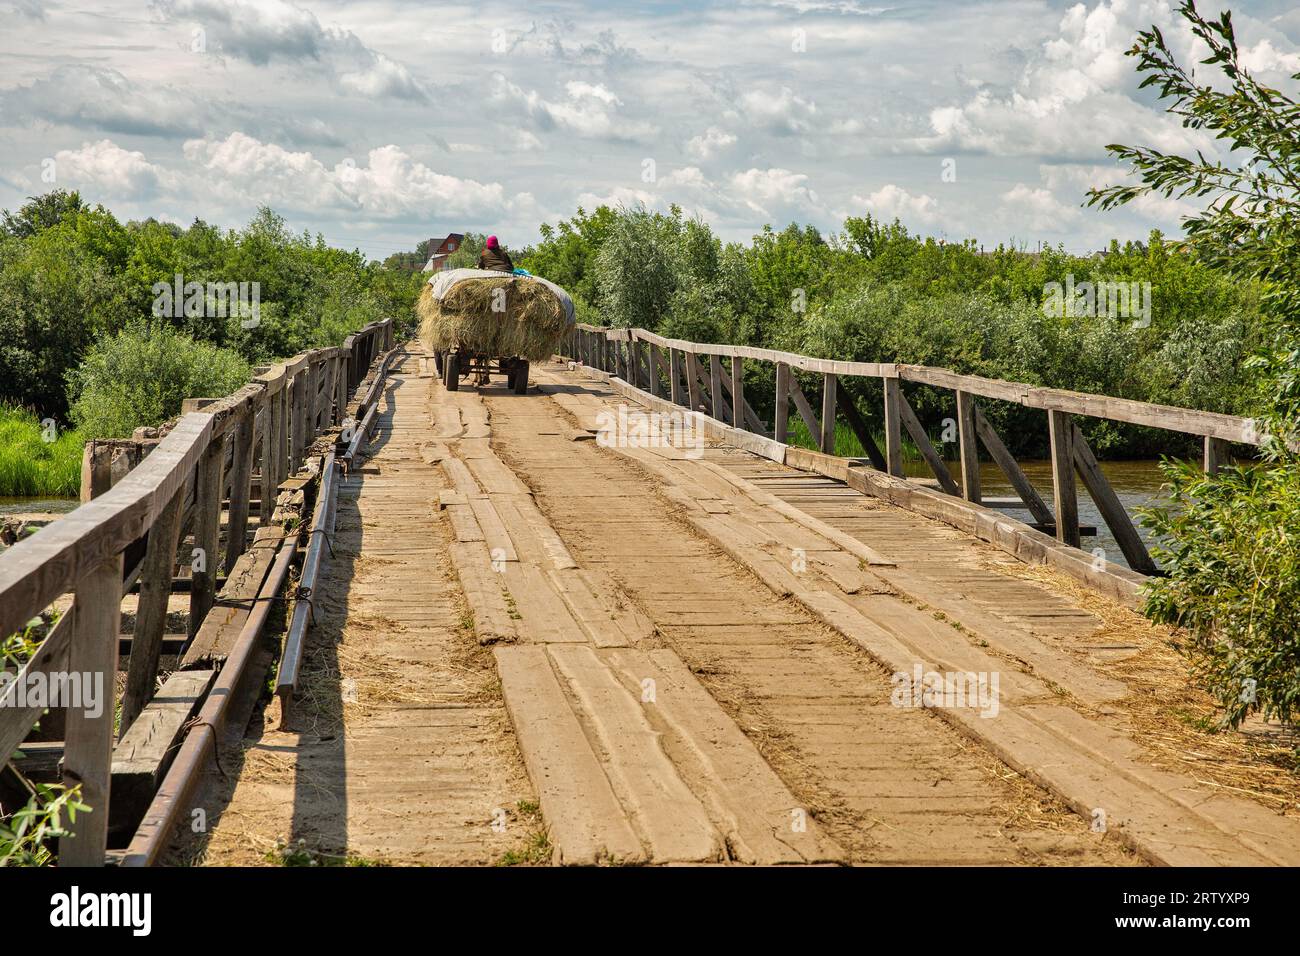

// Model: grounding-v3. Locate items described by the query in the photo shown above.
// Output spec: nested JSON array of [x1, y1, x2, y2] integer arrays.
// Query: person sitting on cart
[[477, 234, 515, 273]]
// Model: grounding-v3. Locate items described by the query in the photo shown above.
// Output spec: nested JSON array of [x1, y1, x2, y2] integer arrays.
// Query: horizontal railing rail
[[563, 323, 1263, 585]]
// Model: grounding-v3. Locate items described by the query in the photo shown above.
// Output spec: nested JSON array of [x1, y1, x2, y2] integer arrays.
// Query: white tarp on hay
[[428, 268, 576, 326]]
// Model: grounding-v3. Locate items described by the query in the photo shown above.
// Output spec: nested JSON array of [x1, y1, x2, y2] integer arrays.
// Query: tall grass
[[0, 407, 82, 498]]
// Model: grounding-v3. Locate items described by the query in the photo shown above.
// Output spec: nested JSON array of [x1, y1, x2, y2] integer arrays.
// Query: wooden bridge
[[3, 319, 1298, 867]]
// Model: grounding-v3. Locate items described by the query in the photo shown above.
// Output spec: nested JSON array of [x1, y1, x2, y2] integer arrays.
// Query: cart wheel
[[443, 351, 459, 391], [512, 359, 529, 394]]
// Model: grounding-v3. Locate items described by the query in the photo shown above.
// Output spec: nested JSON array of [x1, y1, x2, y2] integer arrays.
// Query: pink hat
[[486, 235, 499, 249]]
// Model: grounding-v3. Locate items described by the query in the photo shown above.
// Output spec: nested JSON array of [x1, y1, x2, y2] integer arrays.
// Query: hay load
[[417, 268, 575, 363]]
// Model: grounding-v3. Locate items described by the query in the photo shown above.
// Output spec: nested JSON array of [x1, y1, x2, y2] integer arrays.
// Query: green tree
[[522, 205, 618, 311], [1, 189, 84, 239], [1089, 0, 1300, 727]]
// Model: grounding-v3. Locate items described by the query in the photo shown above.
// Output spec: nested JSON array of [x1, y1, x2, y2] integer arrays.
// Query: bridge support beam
[[1204, 436, 1230, 475], [730, 356, 744, 429], [710, 355, 725, 423], [972, 404, 1054, 526], [60, 553, 123, 866], [685, 351, 703, 412], [190, 435, 225, 637], [956, 390, 980, 503], [895, 387, 960, 495], [649, 344, 662, 398], [820, 373, 837, 454], [1048, 409, 1080, 548], [835, 385, 886, 471], [1072, 423, 1157, 574], [883, 376, 904, 478], [774, 362, 790, 444]]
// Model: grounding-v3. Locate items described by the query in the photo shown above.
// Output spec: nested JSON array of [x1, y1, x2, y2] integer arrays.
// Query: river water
[[0, 496, 79, 517], [904, 458, 1173, 571]]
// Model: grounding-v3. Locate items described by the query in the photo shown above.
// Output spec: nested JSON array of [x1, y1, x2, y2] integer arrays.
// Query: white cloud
[[748, 0, 891, 13], [181, 133, 511, 218], [685, 127, 737, 160], [490, 74, 658, 141], [53, 140, 173, 200], [730, 167, 820, 218], [920, 0, 1212, 159], [1000, 183, 1082, 231], [153, 0, 429, 101], [2, 66, 207, 139], [739, 86, 818, 135], [1239, 38, 1300, 75], [851, 183, 939, 224]]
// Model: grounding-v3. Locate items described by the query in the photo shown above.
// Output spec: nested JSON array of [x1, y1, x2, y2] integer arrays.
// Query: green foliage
[[1, 189, 85, 239], [68, 321, 250, 438], [446, 232, 487, 269], [521, 205, 619, 311], [0, 198, 421, 429], [0, 783, 90, 867], [539, 200, 1260, 456], [587, 204, 752, 345], [2, 610, 87, 867], [1090, 0, 1300, 728], [1142, 460, 1300, 727], [0, 207, 132, 420], [0, 407, 82, 497]]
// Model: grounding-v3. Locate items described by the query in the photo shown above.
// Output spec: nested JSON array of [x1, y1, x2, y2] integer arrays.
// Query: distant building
[[423, 233, 465, 272]]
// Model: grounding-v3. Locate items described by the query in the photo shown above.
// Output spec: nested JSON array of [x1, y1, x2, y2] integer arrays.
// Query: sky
[[2, 0, 1299, 261]]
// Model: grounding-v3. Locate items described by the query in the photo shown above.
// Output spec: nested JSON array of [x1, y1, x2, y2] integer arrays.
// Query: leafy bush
[[1142, 459, 1300, 726], [68, 321, 250, 438]]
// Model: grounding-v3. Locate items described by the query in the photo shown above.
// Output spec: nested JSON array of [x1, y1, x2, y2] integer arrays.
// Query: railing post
[[261, 384, 278, 523], [956, 390, 980, 503], [669, 349, 683, 406], [685, 350, 703, 411], [291, 369, 308, 472], [731, 356, 744, 429], [774, 362, 790, 444], [190, 433, 224, 636], [820, 373, 837, 454], [1048, 409, 1080, 548], [277, 376, 291, 487], [883, 376, 904, 477], [59, 551, 124, 867], [339, 349, 350, 412], [225, 404, 254, 571], [709, 355, 724, 421], [121, 481, 185, 735], [1204, 436, 1229, 475], [649, 344, 662, 398]]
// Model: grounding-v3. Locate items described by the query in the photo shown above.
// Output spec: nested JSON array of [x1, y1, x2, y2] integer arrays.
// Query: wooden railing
[[0, 318, 393, 866], [565, 323, 1262, 581]]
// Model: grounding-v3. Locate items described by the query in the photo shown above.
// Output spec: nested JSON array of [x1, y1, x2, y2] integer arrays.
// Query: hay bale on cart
[[417, 268, 575, 393]]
